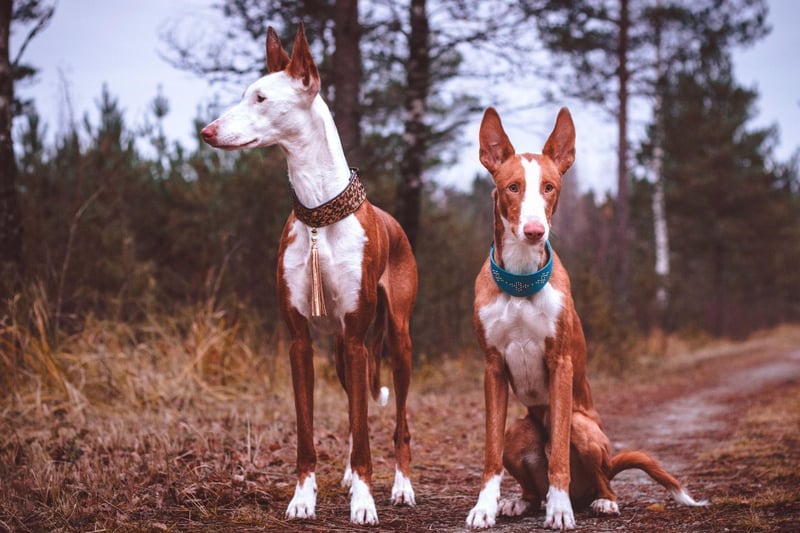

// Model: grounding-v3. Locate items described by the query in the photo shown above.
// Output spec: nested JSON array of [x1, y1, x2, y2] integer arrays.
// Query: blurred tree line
[[2, 0, 799, 363]]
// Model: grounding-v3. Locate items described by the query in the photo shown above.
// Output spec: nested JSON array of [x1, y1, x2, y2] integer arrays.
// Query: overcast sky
[[13, 0, 800, 194]]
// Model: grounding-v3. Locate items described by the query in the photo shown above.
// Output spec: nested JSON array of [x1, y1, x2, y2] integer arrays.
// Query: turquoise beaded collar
[[489, 240, 553, 297]]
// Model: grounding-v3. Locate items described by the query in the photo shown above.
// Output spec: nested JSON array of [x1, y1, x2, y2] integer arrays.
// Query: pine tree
[[519, 0, 770, 307], [637, 52, 800, 336]]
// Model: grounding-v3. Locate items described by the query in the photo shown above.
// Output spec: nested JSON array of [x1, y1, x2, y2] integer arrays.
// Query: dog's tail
[[369, 287, 390, 407], [609, 451, 708, 506]]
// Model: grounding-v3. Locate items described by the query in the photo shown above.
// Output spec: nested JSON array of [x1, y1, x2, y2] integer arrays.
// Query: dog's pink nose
[[200, 123, 217, 144], [523, 221, 545, 242]]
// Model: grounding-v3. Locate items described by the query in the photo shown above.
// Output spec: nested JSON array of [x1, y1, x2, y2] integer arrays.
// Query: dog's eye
[[255, 93, 266, 103], [508, 183, 520, 193], [543, 183, 555, 193]]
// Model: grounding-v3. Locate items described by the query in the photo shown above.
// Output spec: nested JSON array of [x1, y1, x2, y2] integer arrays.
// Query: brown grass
[[2, 302, 800, 532], [699, 384, 800, 531]]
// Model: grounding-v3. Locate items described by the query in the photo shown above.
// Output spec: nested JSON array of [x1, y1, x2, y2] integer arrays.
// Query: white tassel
[[310, 228, 327, 317]]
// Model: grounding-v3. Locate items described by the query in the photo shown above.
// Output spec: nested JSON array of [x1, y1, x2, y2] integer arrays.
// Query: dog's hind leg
[[386, 294, 415, 506], [379, 218, 417, 507], [569, 412, 619, 516], [501, 416, 548, 516]]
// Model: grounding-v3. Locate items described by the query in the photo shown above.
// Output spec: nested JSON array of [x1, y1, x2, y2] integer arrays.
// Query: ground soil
[[2, 330, 799, 532]]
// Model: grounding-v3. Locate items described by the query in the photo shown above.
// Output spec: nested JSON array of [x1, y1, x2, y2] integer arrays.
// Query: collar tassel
[[293, 169, 365, 318], [310, 228, 327, 317]]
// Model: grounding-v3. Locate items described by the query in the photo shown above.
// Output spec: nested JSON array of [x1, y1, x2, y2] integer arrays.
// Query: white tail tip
[[378, 386, 390, 406], [671, 488, 708, 507]]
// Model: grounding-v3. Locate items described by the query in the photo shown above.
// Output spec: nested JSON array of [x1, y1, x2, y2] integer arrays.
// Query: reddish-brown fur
[[469, 107, 702, 529], [201, 24, 417, 523]]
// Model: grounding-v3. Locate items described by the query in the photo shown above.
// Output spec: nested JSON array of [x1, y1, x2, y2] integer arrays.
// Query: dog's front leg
[[467, 349, 509, 528], [285, 319, 318, 520], [544, 337, 575, 530], [342, 330, 379, 525]]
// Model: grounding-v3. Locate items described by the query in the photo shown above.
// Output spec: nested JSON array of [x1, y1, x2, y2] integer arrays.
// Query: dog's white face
[[201, 71, 317, 150], [200, 25, 321, 152]]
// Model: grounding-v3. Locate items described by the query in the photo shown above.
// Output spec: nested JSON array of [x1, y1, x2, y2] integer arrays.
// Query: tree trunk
[[396, 0, 430, 250], [332, 0, 362, 166], [652, 0, 670, 324], [0, 0, 24, 291], [614, 0, 630, 305]]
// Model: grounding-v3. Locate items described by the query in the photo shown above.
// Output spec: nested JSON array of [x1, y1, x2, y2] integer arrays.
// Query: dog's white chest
[[282, 217, 366, 331], [478, 285, 564, 407]]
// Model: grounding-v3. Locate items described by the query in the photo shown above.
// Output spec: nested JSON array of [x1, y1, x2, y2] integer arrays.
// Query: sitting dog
[[465, 107, 706, 529], [200, 24, 417, 525]]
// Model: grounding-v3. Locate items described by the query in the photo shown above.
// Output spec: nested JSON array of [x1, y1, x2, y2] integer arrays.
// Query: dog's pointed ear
[[542, 107, 576, 175], [266, 26, 290, 73], [287, 22, 320, 94], [479, 107, 515, 175]]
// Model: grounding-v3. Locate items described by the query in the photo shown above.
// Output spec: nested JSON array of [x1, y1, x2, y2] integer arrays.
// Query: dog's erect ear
[[542, 107, 576, 175], [266, 26, 290, 73], [286, 22, 320, 94], [479, 107, 515, 175]]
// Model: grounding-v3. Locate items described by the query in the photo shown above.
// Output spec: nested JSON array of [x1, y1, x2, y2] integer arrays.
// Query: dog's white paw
[[466, 474, 502, 528], [285, 473, 317, 520], [591, 498, 620, 516], [466, 506, 497, 529], [391, 468, 416, 506], [544, 486, 576, 530], [350, 473, 378, 525], [498, 496, 532, 517]]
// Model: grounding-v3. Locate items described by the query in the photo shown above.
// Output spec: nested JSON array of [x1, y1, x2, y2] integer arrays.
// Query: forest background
[[2, 0, 799, 383]]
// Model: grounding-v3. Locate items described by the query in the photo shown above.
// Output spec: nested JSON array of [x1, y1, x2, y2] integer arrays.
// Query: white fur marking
[[391, 466, 416, 506], [466, 473, 503, 528], [283, 217, 366, 328], [478, 285, 564, 407], [341, 434, 353, 488], [591, 498, 620, 516], [518, 158, 549, 240], [544, 485, 575, 530], [350, 472, 378, 525], [671, 488, 709, 506], [286, 472, 317, 520], [378, 386, 390, 407]]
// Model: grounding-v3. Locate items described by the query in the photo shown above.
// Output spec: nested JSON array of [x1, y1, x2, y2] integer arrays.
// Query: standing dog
[[465, 107, 706, 529], [200, 25, 417, 525]]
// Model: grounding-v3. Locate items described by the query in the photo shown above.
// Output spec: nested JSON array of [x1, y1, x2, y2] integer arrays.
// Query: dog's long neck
[[283, 95, 352, 209]]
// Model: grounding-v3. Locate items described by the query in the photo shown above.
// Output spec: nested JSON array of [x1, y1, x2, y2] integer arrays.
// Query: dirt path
[[582, 346, 800, 532], [602, 347, 800, 457], [392, 340, 800, 533]]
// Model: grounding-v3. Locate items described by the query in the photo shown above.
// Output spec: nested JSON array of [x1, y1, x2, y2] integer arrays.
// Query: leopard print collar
[[291, 169, 367, 228]]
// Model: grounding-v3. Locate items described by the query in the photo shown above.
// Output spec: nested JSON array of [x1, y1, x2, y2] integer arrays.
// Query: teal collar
[[490, 240, 553, 297]]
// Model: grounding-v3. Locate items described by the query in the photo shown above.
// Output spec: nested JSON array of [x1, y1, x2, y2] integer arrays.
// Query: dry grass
[[2, 299, 800, 531], [699, 384, 800, 531], [0, 296, 491, 531]]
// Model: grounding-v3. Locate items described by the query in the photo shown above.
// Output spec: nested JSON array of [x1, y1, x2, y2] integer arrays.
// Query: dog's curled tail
[[369, 286, 390, 407], [610, 451, 708, 506]]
